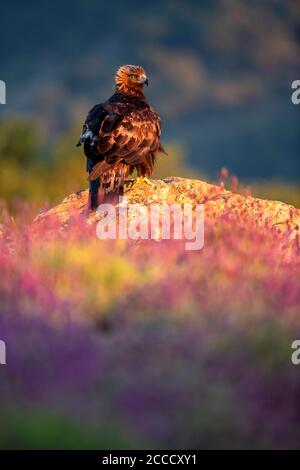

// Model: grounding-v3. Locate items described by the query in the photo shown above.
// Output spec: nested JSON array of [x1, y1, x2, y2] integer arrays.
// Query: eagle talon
[[124, 179, 135, 192], [135, 176, 155, 187]]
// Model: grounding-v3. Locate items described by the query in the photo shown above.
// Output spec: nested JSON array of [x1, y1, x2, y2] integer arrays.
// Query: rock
[[33, 177, 300, 234]]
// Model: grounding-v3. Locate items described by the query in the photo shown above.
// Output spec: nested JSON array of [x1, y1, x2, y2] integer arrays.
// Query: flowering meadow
[[0, 197, 300, 449]]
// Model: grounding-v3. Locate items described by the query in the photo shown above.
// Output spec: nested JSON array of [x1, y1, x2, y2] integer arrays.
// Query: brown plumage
[[77, 65, 165, 209]]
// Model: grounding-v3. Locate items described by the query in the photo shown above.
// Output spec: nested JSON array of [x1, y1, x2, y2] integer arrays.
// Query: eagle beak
[[139, 75, 148, 86]]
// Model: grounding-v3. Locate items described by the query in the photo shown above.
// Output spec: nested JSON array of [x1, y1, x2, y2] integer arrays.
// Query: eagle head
[[115, 65, 148, 96]]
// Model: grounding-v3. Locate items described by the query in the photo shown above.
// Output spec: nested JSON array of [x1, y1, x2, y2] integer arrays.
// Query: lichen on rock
[[33, 177, 300, 243]]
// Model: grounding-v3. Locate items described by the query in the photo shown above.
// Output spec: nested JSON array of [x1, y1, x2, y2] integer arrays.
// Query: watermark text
[[96, 197, 204, 251], [291, 80, 300, 105], [291, 340, 300, 365], [0, 340, 6, 365], [0, 80, 6, 104]]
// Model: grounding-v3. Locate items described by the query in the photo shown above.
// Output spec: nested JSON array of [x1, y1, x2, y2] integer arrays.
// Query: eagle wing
[[89, 102, 162, 181], [77, 103, 108, 159]]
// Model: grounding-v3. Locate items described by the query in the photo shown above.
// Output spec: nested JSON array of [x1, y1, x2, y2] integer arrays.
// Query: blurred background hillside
[[0, 0, 299, 209]]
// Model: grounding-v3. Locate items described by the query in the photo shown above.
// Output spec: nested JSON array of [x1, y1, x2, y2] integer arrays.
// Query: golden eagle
[[77, 65, 165, 209]]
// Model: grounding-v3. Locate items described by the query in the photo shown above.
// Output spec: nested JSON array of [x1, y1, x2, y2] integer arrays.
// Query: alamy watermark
[[95, 197, 204, 251], [291, 80, 300, 105], [0, 340, 6, 365], [0, 80, 6, 104], [291, 340, 300, 365]]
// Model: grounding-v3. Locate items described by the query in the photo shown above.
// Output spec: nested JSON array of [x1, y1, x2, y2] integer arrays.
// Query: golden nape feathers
[[114, 65, 148, 97]]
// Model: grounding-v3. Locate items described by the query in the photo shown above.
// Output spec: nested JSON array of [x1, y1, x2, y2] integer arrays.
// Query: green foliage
[[252, 181, 300, 209], [0, 119, 39, 165], [153, 142, 201, 180], [0, 409, 141, 450]]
